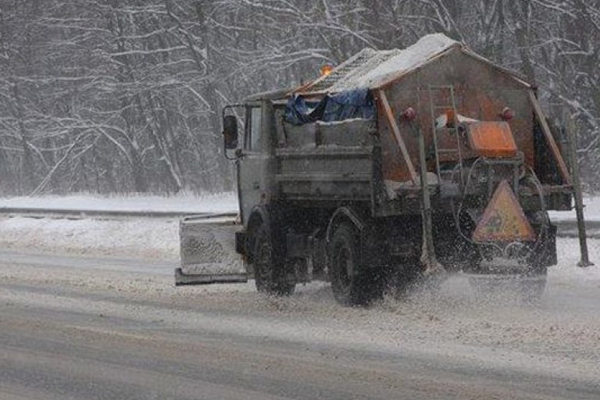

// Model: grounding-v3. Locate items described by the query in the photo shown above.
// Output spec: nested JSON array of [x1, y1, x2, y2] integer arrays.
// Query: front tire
[[253, 224, 295, 296]]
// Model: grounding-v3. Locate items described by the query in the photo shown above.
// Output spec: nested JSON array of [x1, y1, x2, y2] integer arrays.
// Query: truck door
[[237, 105, 263, 227]]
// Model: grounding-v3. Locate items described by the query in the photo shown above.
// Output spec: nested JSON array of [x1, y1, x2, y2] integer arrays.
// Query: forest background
[[1, 0, 598, 195]]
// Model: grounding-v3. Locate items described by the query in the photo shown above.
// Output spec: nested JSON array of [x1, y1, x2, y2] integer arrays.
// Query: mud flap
[[175, 214, 247, 285]]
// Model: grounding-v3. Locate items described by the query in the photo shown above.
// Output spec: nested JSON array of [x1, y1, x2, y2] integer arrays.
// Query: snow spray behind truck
[[176, 34, 586, 306]]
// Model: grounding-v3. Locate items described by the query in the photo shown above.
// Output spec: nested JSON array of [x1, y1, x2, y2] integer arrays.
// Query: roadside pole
[[566, 113, 593, 268]]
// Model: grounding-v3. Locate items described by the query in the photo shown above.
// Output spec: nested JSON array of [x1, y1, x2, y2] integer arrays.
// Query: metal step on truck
[[176, 34, 590, 306]]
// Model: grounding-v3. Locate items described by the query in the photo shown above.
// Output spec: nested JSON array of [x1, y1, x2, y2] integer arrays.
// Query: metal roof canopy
[[295, 33, 531, 95]]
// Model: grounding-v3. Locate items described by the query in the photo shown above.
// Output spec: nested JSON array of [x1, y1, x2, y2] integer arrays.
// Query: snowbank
[[0, 216, 179, 260], [552, 237, 600, 283], [0, 193, 240, 260]]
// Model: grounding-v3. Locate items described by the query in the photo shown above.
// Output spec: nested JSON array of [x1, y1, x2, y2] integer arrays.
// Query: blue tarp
[[284, 88, 375, 126]]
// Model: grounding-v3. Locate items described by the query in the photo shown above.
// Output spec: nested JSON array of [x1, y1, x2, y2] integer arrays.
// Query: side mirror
[[223, 115, 238, 150]]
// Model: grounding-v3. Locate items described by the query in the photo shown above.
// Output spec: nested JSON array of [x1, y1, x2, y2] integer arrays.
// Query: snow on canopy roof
[[301, 34, 458, 93], [298, 33, 528, 94]]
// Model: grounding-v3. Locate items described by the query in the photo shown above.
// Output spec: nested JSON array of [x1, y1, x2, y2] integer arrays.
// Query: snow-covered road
[[0, 194, 599, 398], [0, 241, 599, 399]]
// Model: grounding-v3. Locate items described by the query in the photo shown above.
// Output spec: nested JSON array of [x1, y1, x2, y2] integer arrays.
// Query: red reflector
[[445, 109, 456, 127], [402, 107, 416, 121], [501, 107, 514, 121]]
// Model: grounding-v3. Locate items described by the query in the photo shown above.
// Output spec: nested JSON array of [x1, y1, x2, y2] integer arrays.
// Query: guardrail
[[552, 220, 600, 239], [0, 207, 237, 220]]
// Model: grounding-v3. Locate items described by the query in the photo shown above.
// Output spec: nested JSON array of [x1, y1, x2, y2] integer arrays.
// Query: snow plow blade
[[175, 214, 247, 285]]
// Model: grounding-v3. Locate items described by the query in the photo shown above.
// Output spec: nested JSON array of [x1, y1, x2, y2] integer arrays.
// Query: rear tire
[[253, 224, 295, 296], [328, 222, 381, 306]]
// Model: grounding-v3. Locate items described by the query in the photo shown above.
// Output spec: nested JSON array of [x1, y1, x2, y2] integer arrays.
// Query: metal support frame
[[377, 90, 418, 184], [479, 154, 524, 199], [528, 91, 572, 185], [413, 122, 445, 275], [566, 114, 593, 268]]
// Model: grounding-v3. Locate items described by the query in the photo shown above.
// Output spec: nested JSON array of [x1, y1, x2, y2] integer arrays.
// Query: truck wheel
[[253, 224, 295, 296], [329, 222, 380, 306]]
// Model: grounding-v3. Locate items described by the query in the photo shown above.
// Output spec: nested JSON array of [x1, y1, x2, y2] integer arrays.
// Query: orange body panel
[[466, 121, 518, 158], [376, 50, 534, 183]]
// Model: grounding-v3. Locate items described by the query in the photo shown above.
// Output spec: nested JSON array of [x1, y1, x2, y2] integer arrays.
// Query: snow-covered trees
[[0, 0, 599, 194]]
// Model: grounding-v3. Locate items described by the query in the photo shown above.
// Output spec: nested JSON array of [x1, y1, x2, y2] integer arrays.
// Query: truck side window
[[245, 107, 262, 152]]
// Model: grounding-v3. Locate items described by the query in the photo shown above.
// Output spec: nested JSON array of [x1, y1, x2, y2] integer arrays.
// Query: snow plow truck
[[176, 34, 583, 306]]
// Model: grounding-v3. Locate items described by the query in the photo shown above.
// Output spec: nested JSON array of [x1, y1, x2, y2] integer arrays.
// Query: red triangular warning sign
[[472, 180, 536, 242]]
